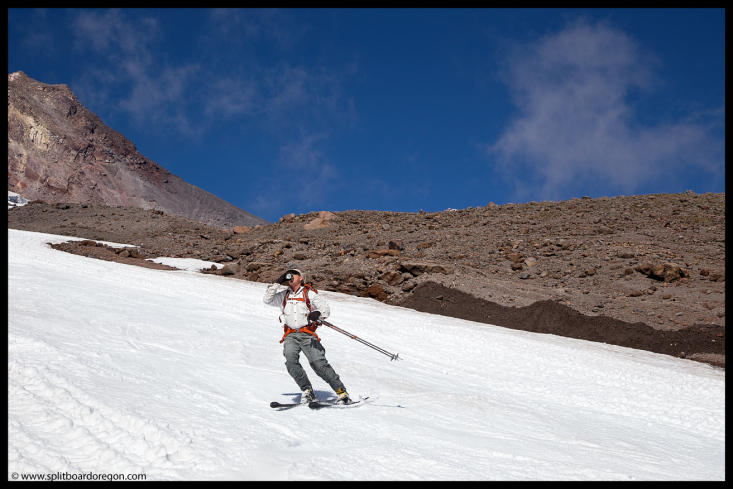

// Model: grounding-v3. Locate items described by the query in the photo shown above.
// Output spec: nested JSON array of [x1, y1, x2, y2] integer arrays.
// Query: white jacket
[[263, 283, 330, 330]]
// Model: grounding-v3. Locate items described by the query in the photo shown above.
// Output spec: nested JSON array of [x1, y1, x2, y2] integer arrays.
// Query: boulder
[[399, 262, 454, 276], [401, 279, 418, 292], [429, 264, 454, 275], [303, 218, 330, 230], [635, 262, 682, 282], [246, 261, 269, 272], [318, 210, 338, 221], [303, 211, 339, 230], [708, 273, 725, 282], [221, 263, 240, 275], [366, 249, 400, 259], [389, 239, 405, 251], [380, 271, 403, 286], [367, 284, 390, 301], [233, 226, 251, 234]]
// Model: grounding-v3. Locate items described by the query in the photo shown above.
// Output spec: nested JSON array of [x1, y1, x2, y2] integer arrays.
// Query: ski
[[270, 401, 303, 409], [308, 397, 369, 409]]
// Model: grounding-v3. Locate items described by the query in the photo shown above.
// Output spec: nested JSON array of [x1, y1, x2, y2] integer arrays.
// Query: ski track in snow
[[8, 229, 725, 480]]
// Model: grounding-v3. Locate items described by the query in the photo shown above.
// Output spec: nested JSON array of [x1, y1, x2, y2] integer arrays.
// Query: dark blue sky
[[8, 9, 725, 222]]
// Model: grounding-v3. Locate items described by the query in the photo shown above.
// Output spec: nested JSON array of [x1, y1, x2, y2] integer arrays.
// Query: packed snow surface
[[146, 256, 223, 272], [8, 229, 725, 480], [8, 191, 29, 209]]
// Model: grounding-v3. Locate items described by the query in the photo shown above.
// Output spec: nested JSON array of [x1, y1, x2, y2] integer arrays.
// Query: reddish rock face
[[7, 71, 268, 229]]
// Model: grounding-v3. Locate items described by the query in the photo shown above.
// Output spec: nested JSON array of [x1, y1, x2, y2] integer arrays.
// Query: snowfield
[[7, 229, 725, 480]]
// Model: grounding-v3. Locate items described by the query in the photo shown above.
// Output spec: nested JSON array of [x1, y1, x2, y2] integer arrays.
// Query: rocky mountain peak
[[8, 71, 268, 229]]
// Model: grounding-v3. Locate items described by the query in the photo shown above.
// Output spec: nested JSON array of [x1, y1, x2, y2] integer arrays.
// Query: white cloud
[[72, 10, 201, 137], [203, 77, 259, 118], [488, 19, 725, 201], [278, 133, 340, 199], [74, 9, 158, 69], [207, 8, 307, 48], [70, 10, 352, 143]]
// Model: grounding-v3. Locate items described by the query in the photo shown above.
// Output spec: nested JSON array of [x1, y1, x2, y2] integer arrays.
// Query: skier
[[263, 269, 351, 404]]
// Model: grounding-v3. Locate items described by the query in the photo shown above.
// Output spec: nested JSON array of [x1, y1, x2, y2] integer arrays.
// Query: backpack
[[279, 284, 321, 343]]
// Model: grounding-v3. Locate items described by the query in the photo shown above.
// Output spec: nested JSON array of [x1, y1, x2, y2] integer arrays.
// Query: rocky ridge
[[7, 71, 268, 229], [8, 190, 725, 367]]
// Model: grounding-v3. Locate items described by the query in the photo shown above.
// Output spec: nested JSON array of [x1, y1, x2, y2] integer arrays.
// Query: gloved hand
[[307, 311, 321, 322], [275, 272, 289, 285]]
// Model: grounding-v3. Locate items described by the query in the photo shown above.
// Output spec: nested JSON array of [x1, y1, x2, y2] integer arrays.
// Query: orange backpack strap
[[303, 284, 316, 310], [279, 327, 320, 344], [302, 285, 321, 333], [281, 284, 317, 310]]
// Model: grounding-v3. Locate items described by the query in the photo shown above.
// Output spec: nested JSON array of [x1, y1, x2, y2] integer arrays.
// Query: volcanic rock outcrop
[[8, 71, 268, 229]]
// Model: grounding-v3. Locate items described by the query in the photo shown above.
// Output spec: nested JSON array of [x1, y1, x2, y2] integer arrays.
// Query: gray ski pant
[[282, 332, 345, 393]]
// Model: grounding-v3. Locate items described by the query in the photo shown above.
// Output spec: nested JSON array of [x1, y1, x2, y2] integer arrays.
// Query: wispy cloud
[[198, 9, 348, 130], [74, 9, 157, 61], [278, 133, 339, 202], [487, 18, 725, 201], [203, 62, 351, 132], [207, 8, 307, 49], [71, 9, 201, 136], [70, 9, 353, 143]]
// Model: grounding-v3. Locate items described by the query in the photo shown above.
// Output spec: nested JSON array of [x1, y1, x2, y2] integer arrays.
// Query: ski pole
[[320, 320, 401, 361]]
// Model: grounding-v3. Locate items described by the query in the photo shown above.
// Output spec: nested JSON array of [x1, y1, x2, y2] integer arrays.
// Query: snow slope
[[7, 229, 725, 480]]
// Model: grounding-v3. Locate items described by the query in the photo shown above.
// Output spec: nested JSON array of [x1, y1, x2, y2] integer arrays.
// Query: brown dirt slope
[[400, 282, 724, 367], [8, 190, 725, 369]]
